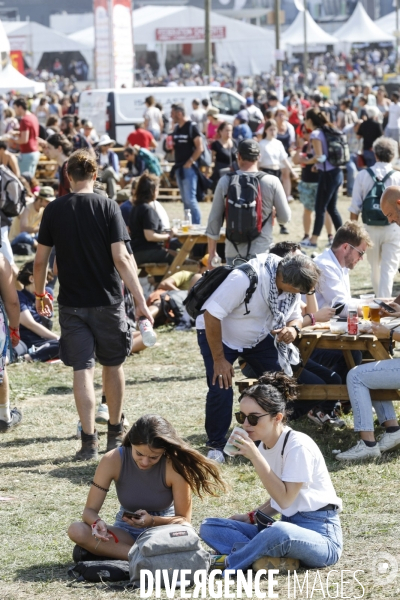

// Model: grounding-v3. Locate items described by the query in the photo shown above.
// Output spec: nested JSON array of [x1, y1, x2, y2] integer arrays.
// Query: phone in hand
[[333, 302, 345, 316], [376, 301, 396, 314], [122, 511, 141, 520]]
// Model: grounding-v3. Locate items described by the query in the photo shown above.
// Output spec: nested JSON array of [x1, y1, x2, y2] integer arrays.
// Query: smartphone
[[376, 301, 396, 314], [333, 302, 345, 316], [122, 511, 141, 520]]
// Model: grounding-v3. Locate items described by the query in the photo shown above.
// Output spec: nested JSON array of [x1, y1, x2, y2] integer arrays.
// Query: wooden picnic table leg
[[161, 236, 197, 281], [367, 339, 393, 362], [294, 336, 320, 378], [342, 350, 357, 371]]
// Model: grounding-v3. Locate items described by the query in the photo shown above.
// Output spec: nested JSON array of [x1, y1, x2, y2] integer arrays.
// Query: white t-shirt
[[258, 426, 342, 517], [387, 102, 400, 129], [259, 138, 287, 169], [144, 106, 161, 133]]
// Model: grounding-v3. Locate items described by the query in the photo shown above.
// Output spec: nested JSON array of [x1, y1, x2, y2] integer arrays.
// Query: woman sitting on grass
[[68, 414, 226, 562], [200, 373, 343, 573]]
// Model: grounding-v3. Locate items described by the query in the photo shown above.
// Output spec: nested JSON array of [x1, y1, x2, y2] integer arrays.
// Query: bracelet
[[9, 327, 20, 341], [34, 292, 46, 299], [90, 480, 110, 493], [248, 511, 256, 525], [304, 313, 315, 326], [92, 518, 102, 527], [389, 329, 394, 356]]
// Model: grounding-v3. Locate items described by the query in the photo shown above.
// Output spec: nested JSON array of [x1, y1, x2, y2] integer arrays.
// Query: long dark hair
[[305, 107, 332, 129], [239, 372, 298, 423], [122, 415, 227, 498], [134, 173, 159, 205]]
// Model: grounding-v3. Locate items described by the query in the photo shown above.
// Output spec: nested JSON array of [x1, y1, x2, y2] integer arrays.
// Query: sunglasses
[[235, 411, 269, 426], [301, 289, 316, 295], [348, 244, 365, 257]]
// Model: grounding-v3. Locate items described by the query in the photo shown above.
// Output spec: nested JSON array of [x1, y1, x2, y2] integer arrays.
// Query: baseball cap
[[246, 97, 254, 105], [236, 109, 249, 122], [200, 254, 209, 267], [238, 139, 260, 161], [38, 186, 56, 201]]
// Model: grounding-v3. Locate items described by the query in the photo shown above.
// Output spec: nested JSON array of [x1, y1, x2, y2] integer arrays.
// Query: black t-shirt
[[38, 192, 131, 307], [172, 121, 200, 164], [211, 140, 237, 166], [129, 203, 163, 253], [301, 143, 320, 184], [358, 119, 383, 151]]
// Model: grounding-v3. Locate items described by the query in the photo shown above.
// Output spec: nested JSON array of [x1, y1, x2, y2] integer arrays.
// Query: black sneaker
[[279, 224, 289, 235], [72, 544, 109, 563], [0, 407, 22, 433]]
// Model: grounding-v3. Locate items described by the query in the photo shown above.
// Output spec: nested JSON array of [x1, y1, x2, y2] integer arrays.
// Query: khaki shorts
[[59, 302, 132, 371]]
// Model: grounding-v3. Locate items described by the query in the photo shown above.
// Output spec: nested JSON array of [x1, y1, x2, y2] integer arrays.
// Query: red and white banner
[[94, 0, 134, 89], [156, 26, 226, 42], [10, 51, 24, 74]]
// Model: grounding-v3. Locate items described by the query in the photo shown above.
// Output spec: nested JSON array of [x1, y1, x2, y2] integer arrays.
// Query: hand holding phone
[[122, 511, 142, 520], [377, 301, 396, 314], [333, 302, 345, 316]]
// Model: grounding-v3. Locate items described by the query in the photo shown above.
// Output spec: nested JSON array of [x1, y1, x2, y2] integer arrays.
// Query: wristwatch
[[291, 325, 301, 336]]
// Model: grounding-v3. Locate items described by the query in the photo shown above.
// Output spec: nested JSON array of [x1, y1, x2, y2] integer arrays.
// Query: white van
[[78, 86, 246, 145]]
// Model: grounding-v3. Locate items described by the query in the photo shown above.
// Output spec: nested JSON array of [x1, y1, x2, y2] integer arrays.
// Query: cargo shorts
[[59, 302, 132, 371]]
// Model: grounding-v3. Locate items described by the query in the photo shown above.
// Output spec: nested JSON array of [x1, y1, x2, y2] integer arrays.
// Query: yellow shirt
[[9, 202, 44, 242], [171, 271, 195, 291]]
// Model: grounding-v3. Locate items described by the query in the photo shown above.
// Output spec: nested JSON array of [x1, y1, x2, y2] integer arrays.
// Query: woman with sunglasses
[[200, 372, 343, 573]]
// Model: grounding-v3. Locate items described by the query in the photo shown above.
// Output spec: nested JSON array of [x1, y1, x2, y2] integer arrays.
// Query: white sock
[[0, 401, 10, 422]]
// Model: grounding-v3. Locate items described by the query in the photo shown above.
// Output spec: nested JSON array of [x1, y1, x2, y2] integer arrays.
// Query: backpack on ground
[[0, 165, 26, 217], [184, 262, 258, 320], [361, 168, 394, 226], [188, 122, 212, 168], [246, 110, 263, 133], [10, 242, 33, 256], [68, 560, 130, 583], [138, 148, 162, 176], [322, 126, 350, 167], [128, 523, 210, 589], [160, 289, 187, 324], [225, 171, 270, 257]]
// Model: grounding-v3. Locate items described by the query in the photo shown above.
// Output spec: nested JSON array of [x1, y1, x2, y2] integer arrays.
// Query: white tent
[[375, 10, 400, 37], [282, 10, 338, 53], [69, 5, 275, 75], [3, 21, 94, 78], [334, 3, 395, 53], [0, 63, 45, 94]]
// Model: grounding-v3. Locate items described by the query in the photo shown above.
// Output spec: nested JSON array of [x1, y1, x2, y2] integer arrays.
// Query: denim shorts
[[298, 181, 318, 211], [113, 505, 175, 539]]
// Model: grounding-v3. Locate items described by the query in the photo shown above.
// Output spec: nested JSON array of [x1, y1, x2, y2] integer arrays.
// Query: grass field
[[1, 194, 400, 599]]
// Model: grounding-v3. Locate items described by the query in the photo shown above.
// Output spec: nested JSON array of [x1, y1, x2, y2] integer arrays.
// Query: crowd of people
[[1, 75, 400, 580]]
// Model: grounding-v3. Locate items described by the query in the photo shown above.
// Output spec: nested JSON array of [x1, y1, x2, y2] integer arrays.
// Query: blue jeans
[[311, 349, 362, 385], [18, 151, 40, 178], [11, 232, 37, 247], [345, 153, 359, 196], [197, 330, 339, 450], [175, 166, 201, 224], [312, 168, 343, 237], [200, 512, 342, 570], [347, 359, 400, 432], [113, 505, 175, 540]]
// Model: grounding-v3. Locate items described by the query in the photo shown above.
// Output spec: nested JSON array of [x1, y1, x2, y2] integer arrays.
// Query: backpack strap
[[382, 170, 395, 184], [255, 171, 272, 229], [236, 263, 258, 315], [366, 167, 378, 183]]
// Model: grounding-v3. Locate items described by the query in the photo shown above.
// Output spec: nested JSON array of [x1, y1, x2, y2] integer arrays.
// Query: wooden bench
[[138, 262, 199, 277], [157, 187, 182, 202]]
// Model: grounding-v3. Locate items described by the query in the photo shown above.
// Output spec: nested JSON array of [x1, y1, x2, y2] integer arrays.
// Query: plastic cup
[[181, 220, 190, 233], [223, 427, 249, 457], [369, 303, 381, 323], [362, 305, 370, 320], [360, 294, 375, 321]]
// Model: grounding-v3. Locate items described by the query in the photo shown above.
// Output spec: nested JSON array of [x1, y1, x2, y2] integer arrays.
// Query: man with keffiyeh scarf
[[196, 252, 335, 463]]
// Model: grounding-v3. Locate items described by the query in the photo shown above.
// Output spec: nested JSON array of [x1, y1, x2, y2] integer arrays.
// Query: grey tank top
[[115, 446, 174, 512]]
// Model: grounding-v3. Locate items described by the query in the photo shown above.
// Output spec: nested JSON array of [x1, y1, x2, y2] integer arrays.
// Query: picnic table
[[236, 318, 400, 402]]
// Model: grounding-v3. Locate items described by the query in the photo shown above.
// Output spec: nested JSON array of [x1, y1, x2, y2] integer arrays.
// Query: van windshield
[[210, 91, 242, 116]]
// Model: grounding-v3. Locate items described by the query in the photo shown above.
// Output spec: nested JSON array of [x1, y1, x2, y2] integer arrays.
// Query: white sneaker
[[378, 429, 400, 453], [335, 440, 381, 462], [207, 449, 225, 463], [95, 403, 109, 425]]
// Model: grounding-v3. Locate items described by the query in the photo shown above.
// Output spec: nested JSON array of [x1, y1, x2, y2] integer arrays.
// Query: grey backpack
[[128, 523, 210, 589]]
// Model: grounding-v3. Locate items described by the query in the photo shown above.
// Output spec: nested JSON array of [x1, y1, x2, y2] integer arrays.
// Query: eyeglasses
[[348, 244, 365, 257], [235, 411, 269, 426]]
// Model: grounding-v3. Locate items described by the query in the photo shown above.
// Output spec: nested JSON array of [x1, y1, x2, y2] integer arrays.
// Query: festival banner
[[10, 51, 24, 74], [94, 0, 112, 88]]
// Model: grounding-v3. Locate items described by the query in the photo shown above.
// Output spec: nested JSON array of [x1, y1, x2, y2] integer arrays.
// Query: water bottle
[[211, 256, 222, 268], [138, 316, 157, 347], [184, 209, 192, 226]]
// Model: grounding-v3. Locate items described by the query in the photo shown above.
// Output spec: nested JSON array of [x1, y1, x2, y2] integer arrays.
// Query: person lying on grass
[[200, 372, 343, 574], [68, 414, 226, 562]]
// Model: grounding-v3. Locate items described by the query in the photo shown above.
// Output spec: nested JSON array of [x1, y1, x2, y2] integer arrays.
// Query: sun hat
[[97, 134, 115, 147], [38, 186, 56, 201]]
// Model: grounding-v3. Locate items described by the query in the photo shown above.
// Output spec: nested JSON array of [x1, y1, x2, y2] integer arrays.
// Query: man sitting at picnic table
[[196, 252, 343, 464]]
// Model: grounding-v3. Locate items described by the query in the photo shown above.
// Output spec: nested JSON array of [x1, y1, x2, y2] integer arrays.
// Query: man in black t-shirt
[[356, 106, 383, 168], [171, 103, 203, 225], [34, 150, 153, 461]]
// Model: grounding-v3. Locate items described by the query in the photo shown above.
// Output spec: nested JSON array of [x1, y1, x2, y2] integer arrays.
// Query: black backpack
[[225, 171, 270, 258], [246, 110, 263, 133], [184, 262, 258, 320], [322, 126, 350, 167], [68, 560, 130, 583], [361, 168, 393, 226], [160, 289, 187, 324]]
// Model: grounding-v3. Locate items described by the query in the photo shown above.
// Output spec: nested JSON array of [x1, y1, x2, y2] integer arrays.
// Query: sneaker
[[95, 403, 109, 425], [75, 430, 99, 461], [207, 449, 225, 463], [0, 407, 22, 433], [210, 555, 227, 570], [301, 238, 317, 248], [252, 556, 300, 575], [106, 414, 126, 452], [326, 234, 334, 247], [72, 544, 109, 563], [279, 224, 289, 235], [378, 429, 400, 453], [307, 408, 338, 428], [287, 195, 294, 203], [329, 411, 346, 429], [335, 440, 381, 462]]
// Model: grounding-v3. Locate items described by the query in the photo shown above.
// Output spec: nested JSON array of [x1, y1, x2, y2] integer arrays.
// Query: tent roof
[[281, 10, 338, 48], [375, 10, 400, 37], [334, 2, 395, 44], [0, 19, 10, 54], [69, 26, 94, 47], [0, 64, 45, 94], [3, 20, 92, 54]]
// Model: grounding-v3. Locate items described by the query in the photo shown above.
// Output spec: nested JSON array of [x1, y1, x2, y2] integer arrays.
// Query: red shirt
[[19, 112, 39, 153], [127, 129, 154, 149]]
